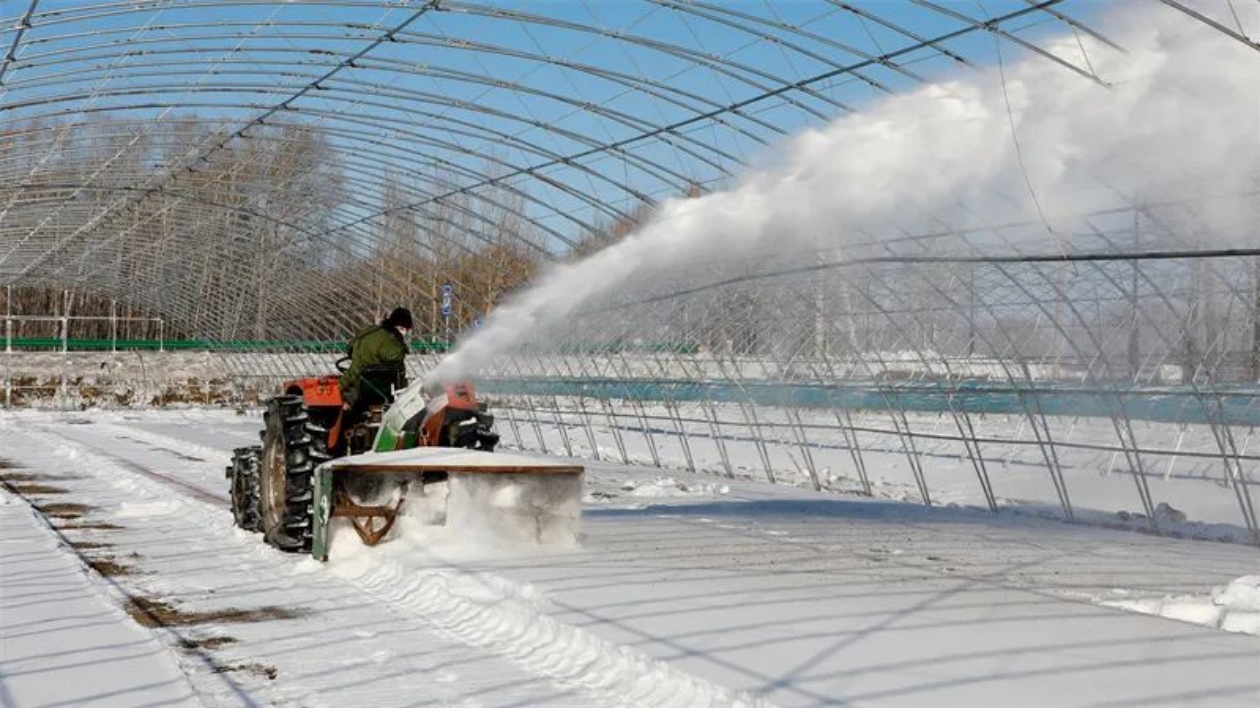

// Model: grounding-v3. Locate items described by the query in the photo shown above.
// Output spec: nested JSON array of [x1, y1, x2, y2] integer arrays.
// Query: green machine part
[[373, 380, 429, 452]]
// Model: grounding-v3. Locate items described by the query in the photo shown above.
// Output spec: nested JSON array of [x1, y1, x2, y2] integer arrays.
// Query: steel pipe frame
[[0, 0, 1144, 278], [0, 1, 885, 254], [529, 234, 1259, 538], [2, 1, 1255, 539], [493, 402, 1260, 468], [1066, 227, 1260, 542], [10, 28, 798, 145], [1, 55, 745, 191], [344, 0, 1088, 239], [0, 95, 685, 265], [531, 319, 1238, 537], [0, 6, 440, 263], [0, 115, 626, 250]]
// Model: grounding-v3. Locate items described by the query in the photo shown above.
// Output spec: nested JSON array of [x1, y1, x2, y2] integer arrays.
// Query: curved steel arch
[[0, 104, 650, 236], [2, 0, 1256, 541], [0, 0, 1114, 279]]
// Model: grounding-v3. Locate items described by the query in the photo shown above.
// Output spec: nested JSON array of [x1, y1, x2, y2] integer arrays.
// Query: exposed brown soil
[[34, 502, 95, 519], [213, 663, 278, 680], [6, 377, 245, 407], [85, 556, 134, 577], [178, 636, 238, 651], [0, 470, 81, 482], [68, 540, 113, 550], [125, 595, 306, 628], [8, 483, 68, 495]]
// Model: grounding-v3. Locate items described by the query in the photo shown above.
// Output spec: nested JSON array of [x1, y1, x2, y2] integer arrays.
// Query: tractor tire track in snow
[[7, 421, 600, 708], [34, 416, 784, 708], [42, 428, 230, 507], [0, 469, 215, 708], [0, 460, 279, 708]]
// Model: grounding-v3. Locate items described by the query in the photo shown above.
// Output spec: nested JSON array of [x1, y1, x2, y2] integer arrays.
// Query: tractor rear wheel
[[258, 395, 328, 552], [226, 446, 262, 532]]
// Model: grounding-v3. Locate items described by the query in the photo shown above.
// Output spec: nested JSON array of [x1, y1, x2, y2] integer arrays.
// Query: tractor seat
[[356, 364, 405, 407]]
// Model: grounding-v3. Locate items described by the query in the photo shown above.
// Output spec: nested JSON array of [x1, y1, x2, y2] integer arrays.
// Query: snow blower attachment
[[227, 369, 583, 559], [312, 449, 583, 561]]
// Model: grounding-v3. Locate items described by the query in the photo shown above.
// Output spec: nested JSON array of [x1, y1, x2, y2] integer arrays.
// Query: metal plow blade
[[313, 448, 584, 561]]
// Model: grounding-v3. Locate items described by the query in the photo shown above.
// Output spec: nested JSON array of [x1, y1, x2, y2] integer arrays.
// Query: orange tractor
[[226, 360, 499, 552]]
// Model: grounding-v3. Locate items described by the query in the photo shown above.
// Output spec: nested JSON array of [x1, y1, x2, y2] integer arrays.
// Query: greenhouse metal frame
[[1, 0, 1258, 543]]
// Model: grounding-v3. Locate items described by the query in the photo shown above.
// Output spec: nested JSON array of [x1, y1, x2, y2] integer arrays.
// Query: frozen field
[[1, 408, 1258, 708]]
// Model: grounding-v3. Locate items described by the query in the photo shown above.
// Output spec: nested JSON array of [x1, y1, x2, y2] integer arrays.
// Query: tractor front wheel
[[258, 395, 328, 552]]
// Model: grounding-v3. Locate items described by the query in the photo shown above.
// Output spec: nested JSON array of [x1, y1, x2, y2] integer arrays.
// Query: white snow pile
[[116, 500, 183, 518], [620, 476, 731, 498], [447, 473, 583, 546], [327, 532, 780, 708], [1102, 576, 1260, 636]]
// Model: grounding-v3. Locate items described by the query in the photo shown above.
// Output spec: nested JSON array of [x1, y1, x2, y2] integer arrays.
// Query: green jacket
[[340, 324, 408, 400]]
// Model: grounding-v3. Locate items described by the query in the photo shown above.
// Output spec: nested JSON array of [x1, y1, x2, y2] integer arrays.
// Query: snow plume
[[445, 473, 582, 547], [430, 9, 1260, 384]]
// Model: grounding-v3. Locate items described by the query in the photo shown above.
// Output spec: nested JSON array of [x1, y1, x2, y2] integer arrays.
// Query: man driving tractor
[[340, 306, 413, 416], [226, 304, 500, 553]]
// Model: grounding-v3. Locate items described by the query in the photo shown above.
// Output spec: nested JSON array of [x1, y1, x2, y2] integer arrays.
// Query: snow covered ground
[[1, 408, 1258, 707]]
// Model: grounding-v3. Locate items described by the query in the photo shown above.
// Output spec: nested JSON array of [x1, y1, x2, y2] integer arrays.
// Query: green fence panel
[[5, 337, 456, 353]]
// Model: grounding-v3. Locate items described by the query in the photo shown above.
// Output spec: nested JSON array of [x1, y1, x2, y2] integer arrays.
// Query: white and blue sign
[[439, 283, 453, 316]]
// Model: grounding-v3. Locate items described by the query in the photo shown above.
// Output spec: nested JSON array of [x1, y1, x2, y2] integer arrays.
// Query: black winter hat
[[385, 307, 414, 330]]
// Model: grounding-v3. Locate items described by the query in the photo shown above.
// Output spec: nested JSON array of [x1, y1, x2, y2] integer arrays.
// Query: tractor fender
[[281, 375, 344, 408]]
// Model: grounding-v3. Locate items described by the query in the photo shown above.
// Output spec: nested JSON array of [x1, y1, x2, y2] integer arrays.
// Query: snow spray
[[429, 8, 1259, 385], [445, 473, 582, 546]]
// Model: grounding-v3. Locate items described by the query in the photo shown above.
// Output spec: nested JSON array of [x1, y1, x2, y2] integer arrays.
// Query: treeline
[[0, 115, 661, 343]]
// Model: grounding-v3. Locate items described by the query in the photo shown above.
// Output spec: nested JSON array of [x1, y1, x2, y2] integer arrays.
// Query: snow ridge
[[1101, 576, 1260, 636], [332, 557, 779, 708]]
